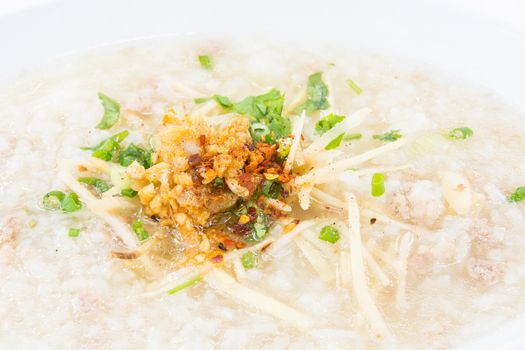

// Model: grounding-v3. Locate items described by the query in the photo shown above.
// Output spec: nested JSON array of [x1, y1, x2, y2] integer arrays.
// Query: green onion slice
[[167, 276, 203, 295], [371, 173, 386, 197], [318, 225, 340, 244], [241, 251, 258, 269], [68, 228, 80, 237]]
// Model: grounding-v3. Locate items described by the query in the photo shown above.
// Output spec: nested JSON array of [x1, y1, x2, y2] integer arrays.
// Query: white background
[[1, 0, 524, 32]]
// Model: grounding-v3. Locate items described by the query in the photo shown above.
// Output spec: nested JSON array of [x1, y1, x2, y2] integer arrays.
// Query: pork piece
[[466, 257, 505, 286], [390, 180, 444, 226]]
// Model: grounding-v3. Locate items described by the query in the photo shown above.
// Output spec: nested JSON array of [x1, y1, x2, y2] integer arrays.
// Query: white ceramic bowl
[[1, 1, 524, 348]]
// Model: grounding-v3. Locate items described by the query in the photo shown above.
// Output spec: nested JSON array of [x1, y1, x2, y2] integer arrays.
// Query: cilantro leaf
[[265, 114, 291, 144], [233, 88, 284, 119], [315, 113, 346, 135], [508, 186, 525, 203], [82, 130, 129, 161], [294, 72, 330, 114], [96, 93, 120, 130], [119, 143, 152, 169], [194, 95, 233, 108], [373, 130, 402, 142]]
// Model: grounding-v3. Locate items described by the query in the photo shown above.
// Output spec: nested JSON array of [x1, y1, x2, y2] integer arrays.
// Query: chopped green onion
[[96, 92, 120, 130], [198, 55, 213, 70], [234, 88, 284, 119], [373, 130, 402, 142], [61, 193, 83, 213], [343, 133, 362, 141], [277, 137, 292, 158], [132, 220, 149, 241], [314, 113, 346, 135], [121, 188, 138, 198], [68, 228, 80, 237], [448, 127, 473, 140], [42, 191, 65, 210], [294, 72, 330, 114], [261, 180, 282, 199], [325, 132, 345, 150], [318, 225, 340, 244], [82, 130, 129, 161], [508, 186, 525, 203], [77, 177, 110, 193], [346, 79, 363, 95], [212, 177, 225, 188], [241, 251, 258, 269], [253, 222, 268, 239], [119, 143, 152, 168], [371, 173, 385, 197], [194, 95, 233, 108], [167, 276, 202, 295]]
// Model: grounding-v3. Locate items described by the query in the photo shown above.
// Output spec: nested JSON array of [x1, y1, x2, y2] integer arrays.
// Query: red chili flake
[[231, 224, 251, 236], [188, 154, 202, 167], [210, 254, 223, 263], [223, 239, 236, 250], [247, 207, 257, 221], [190, 169, 201, 184], [199, 134, 206, 145]]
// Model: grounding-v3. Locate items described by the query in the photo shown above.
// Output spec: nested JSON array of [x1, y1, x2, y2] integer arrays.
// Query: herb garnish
[[43, 191, 82, 213], [448, 127, 473, 140], [371, 173, 386, 197], [121, 188, 138, 198], [346, 79, 363, 95], [132, 220, 149, 241], [508, 186, 525, 203], [373, 130, 402, 142], [167, 276, 202, 295], [42, 191, 65, 210], [241, 251, 258, 269], [68, 228, 80, 237], [294, 72, 330, 114], [344, 133, 362, 141], [96, 93, 120, 130], [325, 132, 345, 150], [194, 95, 233, 108], [318, 225, 340, 244], [119, 143, 152, 168], [198, 55, 213, 70], [314, 113, 346, 135], [78, 177, 110, 193], [82, 130, 129, 161]]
